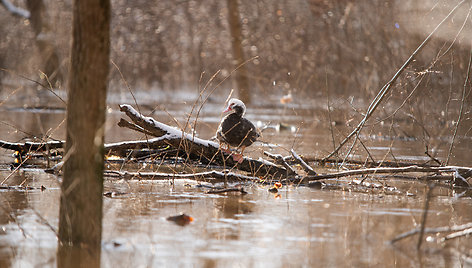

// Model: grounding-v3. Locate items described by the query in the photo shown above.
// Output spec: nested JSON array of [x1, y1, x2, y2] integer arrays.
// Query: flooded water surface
[[1, 0, 472, 266], [0, 92, 471, 267]]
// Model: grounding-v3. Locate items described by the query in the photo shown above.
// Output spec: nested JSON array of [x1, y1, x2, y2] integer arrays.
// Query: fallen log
[[0, 106, 289, 178], [118, 104, 288, 178], [0, 139, 64, 152]]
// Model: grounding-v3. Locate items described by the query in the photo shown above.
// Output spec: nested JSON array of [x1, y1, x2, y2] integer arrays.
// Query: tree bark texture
[[57, 0, 110, 266], [227, 0, 251, 103]]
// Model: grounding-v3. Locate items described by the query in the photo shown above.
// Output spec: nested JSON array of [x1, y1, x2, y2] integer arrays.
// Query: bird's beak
[[223, 106, 232, 113]]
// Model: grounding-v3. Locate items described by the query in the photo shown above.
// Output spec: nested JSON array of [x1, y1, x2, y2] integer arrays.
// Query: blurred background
[[0, 0, 471, 164], [1, 3, 472, 266]]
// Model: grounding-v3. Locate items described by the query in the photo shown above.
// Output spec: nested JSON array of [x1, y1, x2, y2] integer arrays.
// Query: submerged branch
[[304, 165, 472, 182], [104, 169, 260, 183], [206, 187, 248, 194], [390, 222, 472, 244], [305, 156, 441, 168]]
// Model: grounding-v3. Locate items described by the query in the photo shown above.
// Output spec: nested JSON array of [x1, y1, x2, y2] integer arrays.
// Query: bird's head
[[223, 98, 246, 116]]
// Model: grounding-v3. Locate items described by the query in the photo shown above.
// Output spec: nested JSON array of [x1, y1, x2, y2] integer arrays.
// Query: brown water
[[0, 91, 471, 267]]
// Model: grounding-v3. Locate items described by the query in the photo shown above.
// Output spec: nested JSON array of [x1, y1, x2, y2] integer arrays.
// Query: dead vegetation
[[0, 1, 471, 261]]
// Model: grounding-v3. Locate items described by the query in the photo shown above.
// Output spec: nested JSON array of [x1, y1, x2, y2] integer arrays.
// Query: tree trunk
[[57, 0, 110, 266], [26, 0, 63, 87], [227, 0, 251, 104]]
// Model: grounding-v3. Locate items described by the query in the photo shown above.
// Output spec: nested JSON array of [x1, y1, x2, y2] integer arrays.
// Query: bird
[[217, 98, 260, 163]]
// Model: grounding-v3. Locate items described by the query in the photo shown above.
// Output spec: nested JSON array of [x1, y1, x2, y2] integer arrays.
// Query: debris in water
[[167, 213, 194, 226], [280, 91, 292, 104], [268, 182, 283, 193], [103, 191, 127, 198]]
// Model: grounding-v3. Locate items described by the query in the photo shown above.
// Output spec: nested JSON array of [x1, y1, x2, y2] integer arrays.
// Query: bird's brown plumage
[[217, 99, 259, 156]]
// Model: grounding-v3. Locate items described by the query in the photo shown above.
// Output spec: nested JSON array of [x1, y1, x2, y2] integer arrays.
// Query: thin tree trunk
[[26, 0, 63, 86], [227, 0, 251, 103], [57, 0, 110, 266]]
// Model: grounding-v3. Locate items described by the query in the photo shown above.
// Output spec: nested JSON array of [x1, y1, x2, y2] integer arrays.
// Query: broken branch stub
[[118, 104, 287, 178]]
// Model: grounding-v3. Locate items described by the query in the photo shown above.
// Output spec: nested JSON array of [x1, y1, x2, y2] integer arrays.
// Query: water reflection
[[0, 171, 32, 268], [57, 244, 100, 268], [0, 92, 471, 266], [0, 171, 471, 266]]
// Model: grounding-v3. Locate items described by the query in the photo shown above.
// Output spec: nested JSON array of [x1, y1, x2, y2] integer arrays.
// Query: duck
[[217, 98, 260, 163]]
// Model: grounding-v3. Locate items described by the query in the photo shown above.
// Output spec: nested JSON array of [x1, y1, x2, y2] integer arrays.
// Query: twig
[[417, 183, 434, 250], [0, 202, 28, 238], [104, 136, 170, 152], [1, 0, 30, 18], [0, 68, 65, 104], [424, 145, 442, 166], [453, 169, 471, 188], [32, 208, 58, 237], [206, 187, 248, 194], [390, 174, 453, 182], [441, 228, 472, 242], [390, 222, 472, 244], [263, 151, 297, 176], [323, 0, 467, 161], [325, 69, 337, 159], [0, 185, 44, 190], [290, 149, 316, 175], [104, 170, 260, 183], [446, 39, 471, 165]]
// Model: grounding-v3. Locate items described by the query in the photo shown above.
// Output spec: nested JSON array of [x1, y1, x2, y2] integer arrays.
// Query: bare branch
[[441, 228, 472, 242], [104, 169, 260, 183], [264, 151, 297, 176], [323, 0, 467, 161], [1, 0, 30, 18], [304, 165, 472, 182], [390, 222, 472, 244], [290, 149, 316, 175], [206, 187, 248, 194]]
